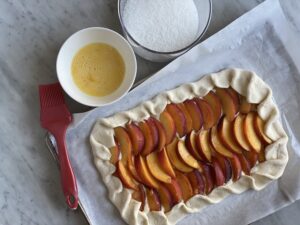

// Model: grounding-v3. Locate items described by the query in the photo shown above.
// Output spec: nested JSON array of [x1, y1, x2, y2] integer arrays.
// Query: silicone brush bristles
[[39, 83, 71, 127], [39, 83, 65, 108]]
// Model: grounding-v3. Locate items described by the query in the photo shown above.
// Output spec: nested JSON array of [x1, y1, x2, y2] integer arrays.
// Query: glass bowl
[[118, 0, 212, 62]]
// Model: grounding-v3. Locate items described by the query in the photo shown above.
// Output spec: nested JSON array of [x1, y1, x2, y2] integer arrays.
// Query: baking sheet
[[59, 0, 300, 224]]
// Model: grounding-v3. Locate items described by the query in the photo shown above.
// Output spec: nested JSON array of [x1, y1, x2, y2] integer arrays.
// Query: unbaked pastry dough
[[90, 68, 288, 225]]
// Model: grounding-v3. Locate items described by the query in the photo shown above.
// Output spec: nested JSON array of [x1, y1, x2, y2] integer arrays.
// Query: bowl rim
[[117, 0, 212, 55], [56, 27, 137, 107]]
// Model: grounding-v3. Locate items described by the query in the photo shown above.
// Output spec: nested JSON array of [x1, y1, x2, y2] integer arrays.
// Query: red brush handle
[[54, 127, 78, 210]]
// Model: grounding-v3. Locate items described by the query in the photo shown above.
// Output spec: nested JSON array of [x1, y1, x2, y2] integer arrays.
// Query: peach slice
[[146, 188, 161, 211], [157, 185, 173, 212], [146, 152, 172, 183], [233, 114, 252, 151], [229, 154, 242, 181], [158, 148, 176, 178], [146, 118, 159, 149], [202, 164, 214, 194], [138, 121, 155, 156], [164, 178, 183, 204], [151, 118, 167, 152], [185, 131, 203, 161], [195, 98, 215, 130], [166, 103, 187, 137], [175, 171, 193, 202], [258, 149, 266, 162], [159, 110, 176, 144], [243, 151, 258, 168], [212, 158, 225, 186], [215, 88, 238, 122], [184, 99, 203, 131], [203, 91, 222, 126], [237, 153, 251, 175], [128, 155, 143, 183], [239, 96, 252, 114], [227, 87, 240, 111], [219, 116, 242, 154], [244, 112, 262, 153], [211, 126, 233, 158], [178, 103, 193, 134], [251, 104, 257, 111], [186, 170, 205, 195], [196, 130, 212, 162], [215, 154, 232, 183], [109, 144, 120, 165], [116, 160, 138, 191], [166, 139, 194, 173], [114, 127, 132, 165], [135, 155, 159, 189], [254, 114, 272, 144], [177, 140, 200, 169], [132, 184, 146, 211], [126, 122, 145, 155]]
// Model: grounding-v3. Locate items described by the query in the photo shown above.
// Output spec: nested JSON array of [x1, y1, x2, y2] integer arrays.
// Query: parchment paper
[[64, 0, 300, 224]]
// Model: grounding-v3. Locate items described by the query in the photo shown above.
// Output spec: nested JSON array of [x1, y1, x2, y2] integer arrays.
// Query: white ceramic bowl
[[56, 27, 137, 107]]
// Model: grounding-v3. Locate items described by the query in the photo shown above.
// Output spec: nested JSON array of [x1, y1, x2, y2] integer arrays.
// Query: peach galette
[[110, 88, 272, 212], [90, 69, 288, 225]]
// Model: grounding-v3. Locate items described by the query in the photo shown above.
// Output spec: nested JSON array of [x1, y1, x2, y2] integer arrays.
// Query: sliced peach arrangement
[[146, 151, 172, 183], [110, 87, 273, 212]]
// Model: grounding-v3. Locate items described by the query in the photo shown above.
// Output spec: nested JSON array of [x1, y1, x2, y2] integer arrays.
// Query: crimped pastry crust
[[90, 68, 288, 225]]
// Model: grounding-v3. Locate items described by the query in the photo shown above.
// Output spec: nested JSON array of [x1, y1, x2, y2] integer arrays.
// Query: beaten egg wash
[[71, 43, 125, 97]]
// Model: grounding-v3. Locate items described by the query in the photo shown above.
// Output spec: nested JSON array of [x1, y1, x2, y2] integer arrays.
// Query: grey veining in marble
[[0, 0, 299, 225]]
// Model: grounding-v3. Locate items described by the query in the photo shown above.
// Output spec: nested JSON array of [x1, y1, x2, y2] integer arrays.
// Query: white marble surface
[[0, 0, 299, 225]]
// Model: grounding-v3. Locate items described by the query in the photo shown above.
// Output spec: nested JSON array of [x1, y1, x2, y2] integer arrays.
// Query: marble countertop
[[0, 0, 299, 224]]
